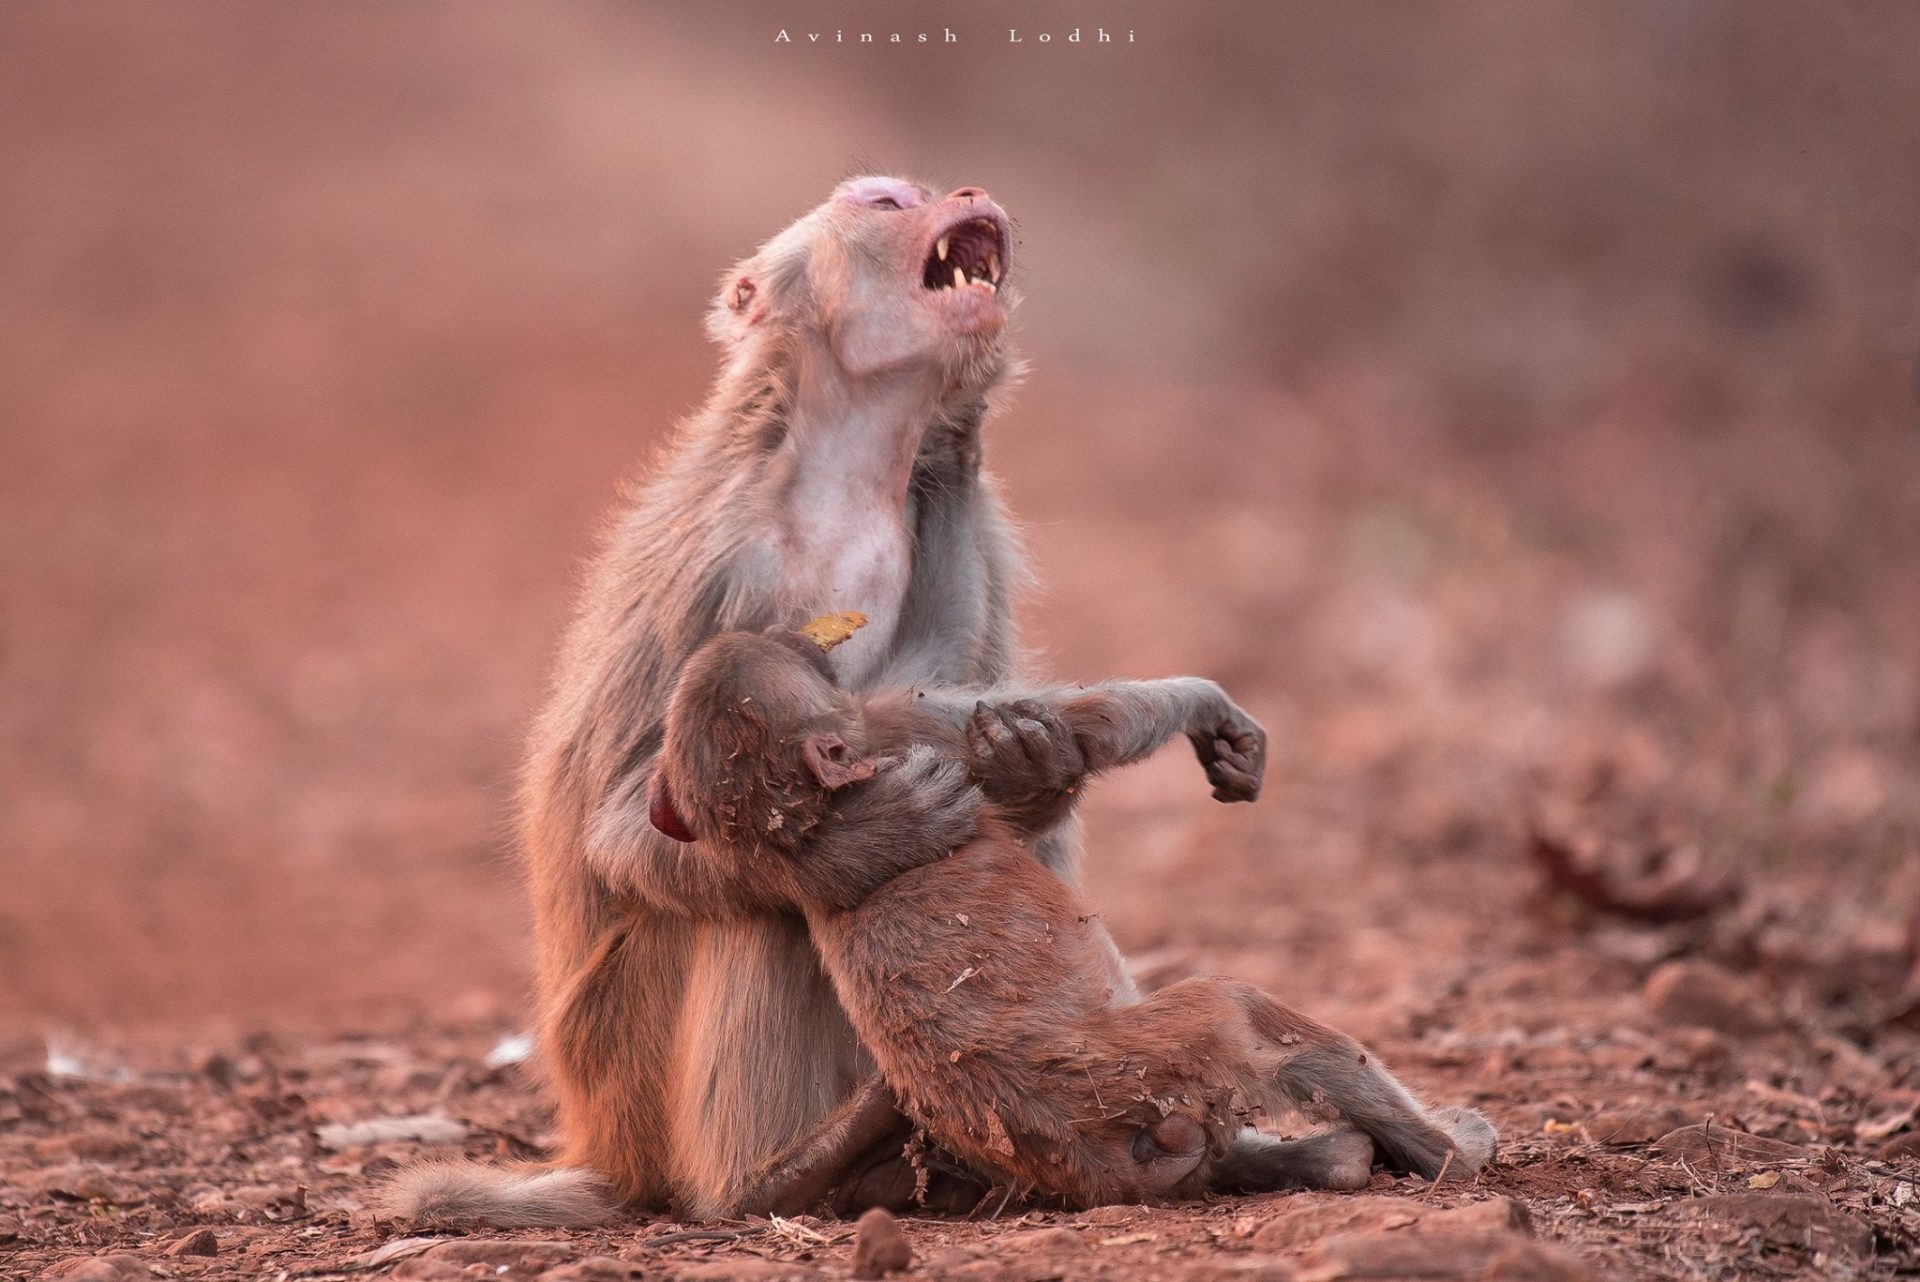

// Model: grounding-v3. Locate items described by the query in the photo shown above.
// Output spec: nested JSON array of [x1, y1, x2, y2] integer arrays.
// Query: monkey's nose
[[948, 187, 989, 202]]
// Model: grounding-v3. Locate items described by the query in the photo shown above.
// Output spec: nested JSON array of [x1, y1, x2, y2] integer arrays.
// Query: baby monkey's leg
[[788, 747, 984, 911], [728, 1077, 904, 1217], [1228, 983, 1498, 1182], [829, 1133, 992, 1218], [1114, 978, 1493, 1192], [1212, 1127, 1376, 1192], [723, 1078, 989, 1219]]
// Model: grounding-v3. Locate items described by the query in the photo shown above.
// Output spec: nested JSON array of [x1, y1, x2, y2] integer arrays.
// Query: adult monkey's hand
[[965, 698, 1091, 832]]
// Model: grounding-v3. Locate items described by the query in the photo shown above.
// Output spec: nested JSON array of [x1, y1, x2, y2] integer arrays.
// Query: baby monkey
[[649, 620, 1496, 1209]]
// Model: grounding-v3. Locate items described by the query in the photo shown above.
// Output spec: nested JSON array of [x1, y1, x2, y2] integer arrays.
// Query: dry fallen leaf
[[798, 611, 869, 652], [1528, 829, 1741, 924], [1748, 1171, 1782, 1189], [766, 1214, 832, 1245], [319, 1237, 441, 1274], [980, 1110, 1017, 1160], [1100, 1233, 1158, 1247], [1858, 1105, 1918, 1143], [315, 1115, 468, 1151]]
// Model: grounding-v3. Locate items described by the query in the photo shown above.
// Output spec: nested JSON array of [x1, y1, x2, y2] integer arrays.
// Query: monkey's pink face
[[720, 177, 1016, 382], [819, 178, 1015, 376]]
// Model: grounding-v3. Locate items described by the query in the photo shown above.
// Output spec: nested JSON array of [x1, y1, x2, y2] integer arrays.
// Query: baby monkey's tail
[[1240, 987, 1497, 1180], [375, 1160, 616, 1229]]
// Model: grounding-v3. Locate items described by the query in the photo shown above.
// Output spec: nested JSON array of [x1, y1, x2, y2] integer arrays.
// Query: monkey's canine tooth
[[988, 252, 1000, 283], [937, 235, 950, 261], [953, 265, 967, 290]]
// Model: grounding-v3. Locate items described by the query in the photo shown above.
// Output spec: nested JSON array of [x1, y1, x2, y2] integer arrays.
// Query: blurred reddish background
[[4, 1, 1917, 1036]]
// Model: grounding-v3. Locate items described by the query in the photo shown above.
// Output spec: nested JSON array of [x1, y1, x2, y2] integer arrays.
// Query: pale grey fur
[[377, 1162, 615, 1228]]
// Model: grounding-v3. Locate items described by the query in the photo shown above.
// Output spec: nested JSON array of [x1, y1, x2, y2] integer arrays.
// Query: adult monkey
[[387, 177, 1075, 1225]]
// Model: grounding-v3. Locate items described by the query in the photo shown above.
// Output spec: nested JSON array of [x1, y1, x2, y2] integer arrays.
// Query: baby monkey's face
[[652, 629, 875, 848]]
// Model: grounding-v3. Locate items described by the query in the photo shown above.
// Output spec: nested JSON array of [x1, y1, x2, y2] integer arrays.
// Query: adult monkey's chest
[[775, 486, 918, 689]]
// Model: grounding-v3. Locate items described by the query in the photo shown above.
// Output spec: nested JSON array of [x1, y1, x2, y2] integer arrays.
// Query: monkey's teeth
[[988, 252, 1000, 283], [952, 265, 966, 290], [937, 235, 950, 261]]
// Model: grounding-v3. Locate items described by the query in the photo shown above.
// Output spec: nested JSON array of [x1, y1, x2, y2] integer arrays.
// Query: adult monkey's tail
[[376, 1160, 616, 1228]]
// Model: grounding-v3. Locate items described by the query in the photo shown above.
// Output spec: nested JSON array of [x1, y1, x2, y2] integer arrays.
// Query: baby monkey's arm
[[785, 746, 985, 913]]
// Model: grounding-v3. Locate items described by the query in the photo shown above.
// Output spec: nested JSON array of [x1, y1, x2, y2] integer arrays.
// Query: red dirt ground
[[5, 5, 1920, 1279]]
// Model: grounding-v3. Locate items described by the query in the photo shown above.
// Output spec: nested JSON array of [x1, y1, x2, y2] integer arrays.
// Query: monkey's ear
[[728, 275, 757, 315], [706, 274, 756, 347], [707, 271, 767, 347], [801, 733, 878, 791], [648, 770, 695, 843], [707, 231, 809, 350]]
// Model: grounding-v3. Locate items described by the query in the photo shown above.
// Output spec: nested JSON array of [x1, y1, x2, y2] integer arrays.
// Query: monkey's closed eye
[[840, 178, 922, 211]]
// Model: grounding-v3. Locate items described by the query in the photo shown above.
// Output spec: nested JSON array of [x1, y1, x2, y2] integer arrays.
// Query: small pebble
[[167, 1227, 220, 1257], [1643, 959, 1779, 1034], [851, 1207, 912, 1279], [1878, 1132, 1920, 1162]]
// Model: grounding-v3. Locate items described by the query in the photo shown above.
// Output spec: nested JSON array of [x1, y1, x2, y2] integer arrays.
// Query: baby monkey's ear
[[801, 733, 878, 791], [648, 770, 696, 843]]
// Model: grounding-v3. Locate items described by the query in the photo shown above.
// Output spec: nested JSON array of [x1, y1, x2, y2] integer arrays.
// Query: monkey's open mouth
[[922, 216, 1009, 293]]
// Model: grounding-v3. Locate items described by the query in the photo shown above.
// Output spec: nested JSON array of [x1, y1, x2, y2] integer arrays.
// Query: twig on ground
[[1422, 1148, 1455, 1195], [641, 1229, 762, 1248]]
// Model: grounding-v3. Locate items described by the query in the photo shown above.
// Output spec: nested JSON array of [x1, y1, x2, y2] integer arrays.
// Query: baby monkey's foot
[[1130, 1113, 1210, 1195], [1212, 1126, 1375, 1193], [831, 1139, 989, 1218]]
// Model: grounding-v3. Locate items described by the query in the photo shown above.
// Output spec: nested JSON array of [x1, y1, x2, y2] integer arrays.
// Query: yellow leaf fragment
[[797, 611, 869, 652]]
